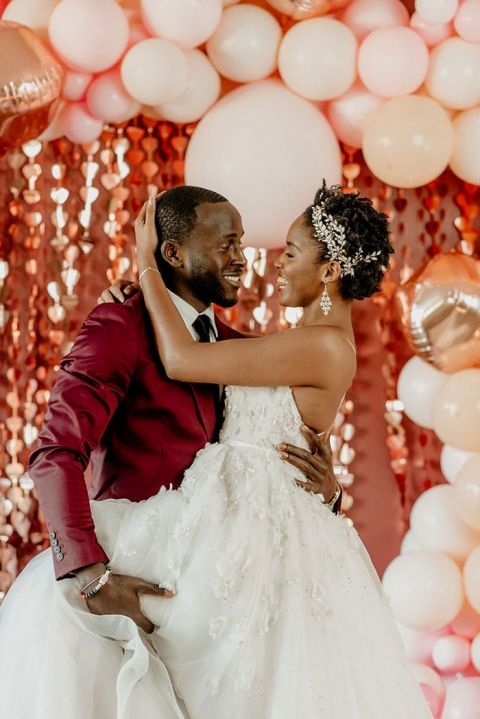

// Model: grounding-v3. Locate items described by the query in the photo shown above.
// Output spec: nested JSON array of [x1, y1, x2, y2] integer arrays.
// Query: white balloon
[[121, 39, 188, 106], [141, 0, 222, 49], [400, 529, 423, 554], [3, 0, 59, 35], [279, 18, 357, 101], [440, 444, 476, 484], [450, 108, 480, 185], [410, 484, 480, 562], [410, 663, 445, 697], [471, 634, 480, 672], [415, 0, 458, 25], [397, 356, 445, 429], [185, 80, 342, 249], [154, 50, 220, 124], [426, 38, 480, 110], [207, 4, 282, 83], [382, 550, 464, 630], [464, 546, 480, 613]]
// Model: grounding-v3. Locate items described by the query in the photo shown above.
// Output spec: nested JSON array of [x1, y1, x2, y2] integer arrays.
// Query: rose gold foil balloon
[[265, 0, 352, 21], [0, 21, 63, 154], [396, 254, 480, 373]]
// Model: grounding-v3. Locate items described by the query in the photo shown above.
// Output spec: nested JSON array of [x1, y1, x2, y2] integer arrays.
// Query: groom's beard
[[188, 262, 238, 308]]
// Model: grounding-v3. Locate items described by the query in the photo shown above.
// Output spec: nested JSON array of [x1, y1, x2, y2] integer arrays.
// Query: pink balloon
[[451, 601, 480, 640], [432, 635, 471, 673], [359, 27, 429, 98], [410, 12, 453, 47], [86, 70, 139, 123], [61, 71, 92, 102], [127, 22, 149, 49], [49, 0, 129, 73], [341, 0, 409, 40], [419, 683, 443, 718], [442, 678, 480, 719], [326, 82, 382, 148], [59, 102, 103, 144], [396, 623, 450, 665], [454, 0, 480, 43]]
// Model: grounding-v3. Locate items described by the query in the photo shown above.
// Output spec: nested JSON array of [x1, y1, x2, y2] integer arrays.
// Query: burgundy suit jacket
[[29, 294, 242, 578]]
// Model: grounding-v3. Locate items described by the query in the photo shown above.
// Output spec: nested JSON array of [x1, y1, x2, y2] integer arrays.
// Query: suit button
[[56, 553, 64, 561], [54, 545, 62, 554], [49, 531, 56, 539], [51, 539, 58, 547]]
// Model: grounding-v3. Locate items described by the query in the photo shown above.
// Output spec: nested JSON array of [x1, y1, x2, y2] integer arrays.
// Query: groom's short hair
[[154, 186, 228, 258]]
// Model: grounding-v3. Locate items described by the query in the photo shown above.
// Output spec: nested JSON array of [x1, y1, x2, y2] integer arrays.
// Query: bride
[[0, 184, 431, 718]]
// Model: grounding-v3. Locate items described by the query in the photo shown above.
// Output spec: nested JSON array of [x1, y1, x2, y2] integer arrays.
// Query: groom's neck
[[165, 276, 209, 313]]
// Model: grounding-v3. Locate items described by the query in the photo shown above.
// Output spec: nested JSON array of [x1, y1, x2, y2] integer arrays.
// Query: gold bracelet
[[139, 266, 160, 283]]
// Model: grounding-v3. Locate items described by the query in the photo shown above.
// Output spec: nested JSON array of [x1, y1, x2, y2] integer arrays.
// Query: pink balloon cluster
[[383, 350, 480, 715]]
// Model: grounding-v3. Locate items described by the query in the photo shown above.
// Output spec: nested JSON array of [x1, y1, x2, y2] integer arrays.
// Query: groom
[[30, 185, 341, 633]]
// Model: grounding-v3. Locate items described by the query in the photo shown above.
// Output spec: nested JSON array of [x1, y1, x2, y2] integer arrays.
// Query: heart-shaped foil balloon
[[396, 254, 480, 373]]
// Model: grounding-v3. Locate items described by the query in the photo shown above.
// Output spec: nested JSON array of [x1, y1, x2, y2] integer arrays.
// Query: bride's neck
[[302, 294, 353, 332]]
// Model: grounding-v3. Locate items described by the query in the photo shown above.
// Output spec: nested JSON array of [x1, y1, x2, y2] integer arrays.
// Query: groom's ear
[[160, 240, 184, 268]]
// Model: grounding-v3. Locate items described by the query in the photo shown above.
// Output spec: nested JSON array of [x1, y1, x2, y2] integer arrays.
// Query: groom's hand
[[76, 563, 173, 634], [278, 426, 339, 506], [97, 279, 141, 305]]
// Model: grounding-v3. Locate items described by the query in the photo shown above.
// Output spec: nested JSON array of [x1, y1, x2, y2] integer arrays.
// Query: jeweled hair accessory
[[311, 202, 382, 277]]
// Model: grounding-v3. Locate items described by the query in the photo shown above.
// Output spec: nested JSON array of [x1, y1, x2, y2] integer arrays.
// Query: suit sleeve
[[29, 302, 138, 579]]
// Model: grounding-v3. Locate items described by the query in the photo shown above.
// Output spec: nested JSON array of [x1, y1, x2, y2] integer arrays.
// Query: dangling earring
[[320, 282, 332, 316]]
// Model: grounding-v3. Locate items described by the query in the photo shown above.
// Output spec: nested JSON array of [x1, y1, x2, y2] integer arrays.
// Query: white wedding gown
[[0, 386, 431, 719]]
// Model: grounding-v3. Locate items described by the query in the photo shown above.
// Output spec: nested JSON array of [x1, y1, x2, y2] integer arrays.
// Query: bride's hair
[[303, 183, 394, 300]]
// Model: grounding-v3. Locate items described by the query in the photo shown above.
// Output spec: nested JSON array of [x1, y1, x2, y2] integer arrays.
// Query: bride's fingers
[[295, 478, 322, 495]]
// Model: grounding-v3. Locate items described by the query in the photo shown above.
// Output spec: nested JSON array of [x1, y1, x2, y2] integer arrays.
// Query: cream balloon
[[37, 99, 66, 142], [426, 38, 480, 110], [341, 0, 409, 40], [185, 79, 342, 249], [279, 18, 357, 101], [432, 635, 471, 673], [464, 546, 480, 613], [121, 39, 188, 106], [440, 444, 477, 484], [206, 5, 282, 83], [397, 356, 445, 429], [400, 529, 423, 554], [410, 12, 453, 47], [362, 95, 453, 188], [326, 82, 382, 149], [433, 369, 480, 452], [410, 484, 480, 562], [140, 0, 222, 50], [453, 456, 480, 532], [450, 108, 480, 185], [382, 550, 464, 630], [154, 50, 220, 124], [3, 0, 59, 36], [49, 0, 129, 73], [415, 0, 458, 25]]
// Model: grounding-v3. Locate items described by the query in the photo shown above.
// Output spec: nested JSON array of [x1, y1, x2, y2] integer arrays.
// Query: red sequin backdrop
[[0, 119, 479, 600]]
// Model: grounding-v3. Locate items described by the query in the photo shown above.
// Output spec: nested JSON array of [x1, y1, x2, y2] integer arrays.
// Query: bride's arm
[[137, 199, 349, 389]]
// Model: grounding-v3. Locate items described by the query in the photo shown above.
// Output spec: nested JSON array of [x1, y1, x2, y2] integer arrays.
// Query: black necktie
[[193, 314, 214, 343]]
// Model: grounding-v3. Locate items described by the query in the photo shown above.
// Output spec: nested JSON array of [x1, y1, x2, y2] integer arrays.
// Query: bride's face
[[275, 215, 325, 308]]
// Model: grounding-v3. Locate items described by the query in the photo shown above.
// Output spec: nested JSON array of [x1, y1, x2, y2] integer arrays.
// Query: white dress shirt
[[167, 289, 218, 342]]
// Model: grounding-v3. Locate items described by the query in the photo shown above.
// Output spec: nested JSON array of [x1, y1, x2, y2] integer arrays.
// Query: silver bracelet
[[139, 265, 160, 283]]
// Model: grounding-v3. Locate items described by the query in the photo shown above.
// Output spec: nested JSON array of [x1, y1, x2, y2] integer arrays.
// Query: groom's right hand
[[76, 562, 173, 634]]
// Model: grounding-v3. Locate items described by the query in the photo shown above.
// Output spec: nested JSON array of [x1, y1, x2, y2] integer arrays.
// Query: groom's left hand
[[277, 426, 340, 510]]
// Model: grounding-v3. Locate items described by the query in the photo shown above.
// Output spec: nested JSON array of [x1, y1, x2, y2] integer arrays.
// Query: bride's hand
[[135, 196, 159, 261]]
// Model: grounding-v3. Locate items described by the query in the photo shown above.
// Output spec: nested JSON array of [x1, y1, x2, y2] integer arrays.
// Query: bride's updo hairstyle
[[303, 183, 394, 300]]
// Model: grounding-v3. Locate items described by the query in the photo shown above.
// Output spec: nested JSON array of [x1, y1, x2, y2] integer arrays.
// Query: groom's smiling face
[[174, 202, 246, 309]]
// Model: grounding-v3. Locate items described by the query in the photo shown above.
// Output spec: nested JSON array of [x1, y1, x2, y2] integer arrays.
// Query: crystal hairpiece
[[311, 202, 382, 277]]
